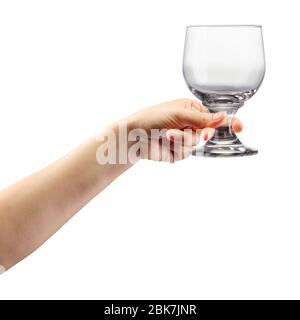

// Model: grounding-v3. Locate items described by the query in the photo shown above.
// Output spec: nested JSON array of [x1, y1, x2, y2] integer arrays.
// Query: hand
[[127, 99, 243, 162]]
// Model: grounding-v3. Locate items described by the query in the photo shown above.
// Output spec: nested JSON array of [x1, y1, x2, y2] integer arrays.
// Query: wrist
[[105, 118, 142, 165]]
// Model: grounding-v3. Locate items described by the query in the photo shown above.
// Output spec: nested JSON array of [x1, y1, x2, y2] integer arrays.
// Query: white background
[[0, 0, 299, 299]]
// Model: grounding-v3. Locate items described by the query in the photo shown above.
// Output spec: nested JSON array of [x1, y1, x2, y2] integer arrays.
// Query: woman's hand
[[127, 99, 243, 162]]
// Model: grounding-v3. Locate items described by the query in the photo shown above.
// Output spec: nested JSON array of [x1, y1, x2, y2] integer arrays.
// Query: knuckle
[[182, 99, 195, 111]]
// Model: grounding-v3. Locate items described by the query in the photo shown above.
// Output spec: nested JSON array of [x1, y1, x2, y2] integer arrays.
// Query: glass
[[183, 25, 265, 157]]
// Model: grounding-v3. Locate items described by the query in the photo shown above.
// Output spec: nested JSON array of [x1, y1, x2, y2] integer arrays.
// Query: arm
[[0, 99, 241, 271], [0, 123, 131, 270]]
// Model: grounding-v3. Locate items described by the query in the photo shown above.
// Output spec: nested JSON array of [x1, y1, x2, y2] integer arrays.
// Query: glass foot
[[192, 138, 258, 157]]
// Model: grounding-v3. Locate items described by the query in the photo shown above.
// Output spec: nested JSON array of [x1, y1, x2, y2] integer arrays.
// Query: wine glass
[[183, 25, 265, 157]]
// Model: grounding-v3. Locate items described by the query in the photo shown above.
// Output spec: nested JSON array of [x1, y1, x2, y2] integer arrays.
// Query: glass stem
[[209, 126, 238, 144], [205, 105, 240, 145]]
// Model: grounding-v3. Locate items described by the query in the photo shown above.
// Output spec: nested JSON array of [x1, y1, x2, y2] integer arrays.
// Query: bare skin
[[0, 99, 242, 271]]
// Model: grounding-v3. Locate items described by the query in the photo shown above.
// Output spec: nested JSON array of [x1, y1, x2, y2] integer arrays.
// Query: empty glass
[[183, 25, 265, 157]]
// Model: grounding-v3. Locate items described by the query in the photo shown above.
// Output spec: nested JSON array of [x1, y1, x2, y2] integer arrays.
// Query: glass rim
[[186, 24, 262, 28]]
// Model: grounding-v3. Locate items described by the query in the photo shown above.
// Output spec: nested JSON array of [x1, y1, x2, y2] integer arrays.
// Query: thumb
[[180, 110, 226, 129]]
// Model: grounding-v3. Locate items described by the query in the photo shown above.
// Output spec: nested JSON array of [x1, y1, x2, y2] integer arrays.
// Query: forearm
[[0, 121, 134, 270]]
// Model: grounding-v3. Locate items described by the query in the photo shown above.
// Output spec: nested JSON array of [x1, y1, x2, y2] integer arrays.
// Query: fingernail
[[206, 112, 226, 128], [212, 111, 226, 120]]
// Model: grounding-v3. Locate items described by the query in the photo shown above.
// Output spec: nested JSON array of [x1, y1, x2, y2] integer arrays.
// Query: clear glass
[[183, 25, 265, 157]]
